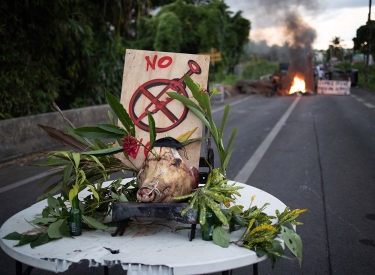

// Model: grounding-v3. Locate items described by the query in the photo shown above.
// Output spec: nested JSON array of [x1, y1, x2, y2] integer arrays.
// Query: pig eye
[[173, 159, 182, 167]]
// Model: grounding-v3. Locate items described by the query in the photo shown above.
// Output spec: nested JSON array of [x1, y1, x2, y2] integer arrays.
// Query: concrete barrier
[[0, 104, 112, 164]]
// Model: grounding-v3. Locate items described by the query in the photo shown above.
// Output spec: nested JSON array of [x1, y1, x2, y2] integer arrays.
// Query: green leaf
[[226, 127, 238, 152], [82, 215, 108, 230], [92, 138, 109, 149], [30, 233, 52, 248], [212, 226, 230, 248], [63, 163, 73, 183], [86, 185, 100, 202], [97, 124, 126, 135], [186, 106, 211, 133], [280, 225, 303, 266], [231, 215, 248, 228], [48, 219, 70, 238], [256, 249, 267, 258], [88, 155, 106, 171], [69, 188, 78, 205], [81, 147, 123, 156], [47, 194, 61, 215], [203, 195, 228, 226], [105, 90, 135, 136], [2, 232, 23, 240], [118, 193, 129, 202], [34, 158, 71, 167], [15, 234, 41, 247], [268, 240, 285, 268], [74, 126, 124, 139], [202, 91, 212, 120], [166, 91, 202, 112], [184, 74, 204, 108], [58, 219, 71, 237], [147, 113, 156, 150], [30, 217, 57, 225], [181, 137, 206, 147], [222, 147, 235, 173], [65, 125, 92, 147], [229, 205, 244, 214], [78, 170, 86, 185], [108, 111, 115, 125], [72, 152, 80, 168], [219, 105, 230, 139]]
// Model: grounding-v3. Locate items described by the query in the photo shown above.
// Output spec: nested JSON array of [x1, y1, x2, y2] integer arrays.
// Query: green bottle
[[69, 196, 82, 236], [201, 207, 214, 241]]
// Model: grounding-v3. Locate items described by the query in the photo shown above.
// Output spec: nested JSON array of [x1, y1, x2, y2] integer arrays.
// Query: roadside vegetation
[[0, 0, 250, 119]]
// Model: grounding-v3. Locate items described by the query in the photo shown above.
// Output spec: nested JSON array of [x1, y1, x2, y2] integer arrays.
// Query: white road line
[[0, 170, 54, 194], [212, 96, 252, 114], [356, 98, 365, 102], [364, 102, 375, 108], [234, 97, 301, 183]]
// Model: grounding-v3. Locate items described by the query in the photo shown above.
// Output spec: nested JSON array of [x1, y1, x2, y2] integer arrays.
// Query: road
[[1, 87, 375, 275]]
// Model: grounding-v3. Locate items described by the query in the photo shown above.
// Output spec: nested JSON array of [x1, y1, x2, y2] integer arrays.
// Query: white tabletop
[[0, 180, 286, 275]]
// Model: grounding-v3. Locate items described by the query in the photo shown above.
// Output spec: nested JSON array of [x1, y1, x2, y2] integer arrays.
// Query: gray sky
[[225, 0, 373, 50]]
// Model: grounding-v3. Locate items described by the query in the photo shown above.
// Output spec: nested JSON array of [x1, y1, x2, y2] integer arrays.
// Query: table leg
[[15, 261, 22, 275], [189, 224, 196, 241], [15, 261, 34, 275], [253, 263, 258, 275]]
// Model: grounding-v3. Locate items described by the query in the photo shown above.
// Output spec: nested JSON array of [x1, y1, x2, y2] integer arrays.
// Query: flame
[[289, 76, 306, 94]]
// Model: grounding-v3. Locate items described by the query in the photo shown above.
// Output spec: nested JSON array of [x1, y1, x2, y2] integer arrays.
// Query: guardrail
[[0, 105, 111, 164]]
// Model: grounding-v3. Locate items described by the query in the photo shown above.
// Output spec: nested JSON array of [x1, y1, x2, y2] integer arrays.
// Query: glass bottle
[[201, 207, 214, 241], [69, 196, 82, 236]]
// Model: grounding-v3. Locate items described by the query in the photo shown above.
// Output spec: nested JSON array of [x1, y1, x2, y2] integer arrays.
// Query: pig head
[[136, 146, 199, 203]]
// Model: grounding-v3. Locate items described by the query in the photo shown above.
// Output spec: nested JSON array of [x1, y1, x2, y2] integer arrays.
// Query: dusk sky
[[225, 0, 373, 50]]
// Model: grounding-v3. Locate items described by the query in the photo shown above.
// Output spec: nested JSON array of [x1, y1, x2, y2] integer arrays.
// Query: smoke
[[240, 0, 319, 92]]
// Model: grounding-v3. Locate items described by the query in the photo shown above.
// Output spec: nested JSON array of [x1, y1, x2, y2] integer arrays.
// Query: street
[[1, 88, 375, 275]]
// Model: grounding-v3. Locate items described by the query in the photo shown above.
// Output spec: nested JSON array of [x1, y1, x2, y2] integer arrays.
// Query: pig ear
[[154, 137, 182, 149]]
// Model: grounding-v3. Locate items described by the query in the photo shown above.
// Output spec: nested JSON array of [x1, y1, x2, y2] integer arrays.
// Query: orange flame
[[289, 76, 306, 94]]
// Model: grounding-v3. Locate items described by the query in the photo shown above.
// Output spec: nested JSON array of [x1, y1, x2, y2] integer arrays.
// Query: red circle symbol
[[128, 60, 202, 133]]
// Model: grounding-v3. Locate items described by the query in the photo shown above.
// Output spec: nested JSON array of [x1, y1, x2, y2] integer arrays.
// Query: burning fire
[[289, 76, 306, 94]]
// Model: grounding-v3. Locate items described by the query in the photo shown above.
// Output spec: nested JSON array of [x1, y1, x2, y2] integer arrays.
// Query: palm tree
[[327, 36, 345, 62]]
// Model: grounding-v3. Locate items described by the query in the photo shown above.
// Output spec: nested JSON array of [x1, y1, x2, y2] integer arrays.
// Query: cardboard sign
[[118, 49, 210, 170], [317, 80, 351, 95]]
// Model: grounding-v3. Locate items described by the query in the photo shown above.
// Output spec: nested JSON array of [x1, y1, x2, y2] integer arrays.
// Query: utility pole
[[365, 0, 372, 84]]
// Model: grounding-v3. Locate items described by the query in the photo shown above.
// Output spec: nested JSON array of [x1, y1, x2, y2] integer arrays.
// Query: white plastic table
[[0, 180, 286, 275]]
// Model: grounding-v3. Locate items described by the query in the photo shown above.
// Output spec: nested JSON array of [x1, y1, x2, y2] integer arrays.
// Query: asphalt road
[[1, 87, 375, 275]]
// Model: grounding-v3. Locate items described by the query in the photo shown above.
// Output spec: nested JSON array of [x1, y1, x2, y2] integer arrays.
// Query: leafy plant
[[168, 74, 237, 176], [175, 169, 307, 267], [174, 168, 243, 226], [233, 198, 307, 267]]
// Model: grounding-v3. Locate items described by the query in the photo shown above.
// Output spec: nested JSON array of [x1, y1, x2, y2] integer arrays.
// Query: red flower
[[122, 135, 139, 159]]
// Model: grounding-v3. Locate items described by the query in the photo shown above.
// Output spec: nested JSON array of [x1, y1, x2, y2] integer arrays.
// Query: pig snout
[[136, 186, 156, 202]]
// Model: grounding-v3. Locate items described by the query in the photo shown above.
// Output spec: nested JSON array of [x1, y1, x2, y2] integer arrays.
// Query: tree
[[326, 36, 345, 62], [353, 20, 375, 56], [0, 0, 249, 119], [134, 0, 250, 74], [0, 0, 129, 118]]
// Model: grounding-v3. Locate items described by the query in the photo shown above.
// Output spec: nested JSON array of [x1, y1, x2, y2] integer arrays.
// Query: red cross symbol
[[129, 60, 202, 133]]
